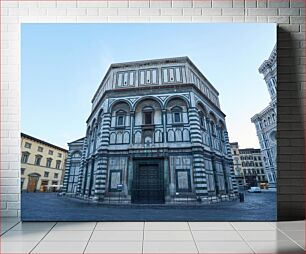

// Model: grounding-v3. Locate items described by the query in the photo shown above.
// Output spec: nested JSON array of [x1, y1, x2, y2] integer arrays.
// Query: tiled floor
[[0, 219, 304, 253]]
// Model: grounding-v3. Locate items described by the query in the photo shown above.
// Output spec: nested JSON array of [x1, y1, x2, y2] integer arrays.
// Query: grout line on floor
[[0, 220, 21, 236], [268, 221, 277, 229], [229, 222, 256, 254], [82, 222, 97, 254], [141, 221, 145, 254], [276, 227, 305, 251], [29, 221, 57, 254], [187, 221, 200, 254]]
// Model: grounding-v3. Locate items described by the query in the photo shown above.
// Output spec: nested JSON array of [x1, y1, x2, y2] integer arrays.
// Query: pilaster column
[[130, 111, 135, 144], [94, 155, 108, 200], [211, 156, 219, 196], [93, 123, 98, 152], [222, 160, 229, 194], [192, 152, 208, 197], [162, 109, 167, 143], [62, 152, 71, 192], [223, 130, 232, 157], [188, 107, 208, 198], [100, 113, 111, 148], [188, 108, 202, 145], [76, 137, 88, 195], [206, 119, 213, 148], [93, 112, 111, 200], [229, 162, 238, 194]]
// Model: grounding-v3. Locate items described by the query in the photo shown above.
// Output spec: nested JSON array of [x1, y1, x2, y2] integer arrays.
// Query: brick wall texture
[[0, 0, 305, 220]]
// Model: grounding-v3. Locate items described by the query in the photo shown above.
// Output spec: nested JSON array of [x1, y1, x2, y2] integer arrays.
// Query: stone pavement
[[21, 192, 276, 221]]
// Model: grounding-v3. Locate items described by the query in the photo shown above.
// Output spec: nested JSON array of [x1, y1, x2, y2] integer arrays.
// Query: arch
[[208, 111, 217, 124], [175, 129, 183, 142], [166, 97, 188, 125], [269, 130, 276, 143], [154, 129, 163, 143], [134, 131, 142, 144], [90, 118, 97, 130], [71, 151, 82, 158], [218, 119, 226, 129], [134, 97, 162, 126], [97, 108, 104, 124], [109, 99, 132, 113], [110, 132, 116, 144], [183, 128, 190, 141], [28, 172, 41, 177], [196, 101, 208, 116], [133, 96, 163, 111], [116, 131, 123, 144], [164, 95, 190, 110], [167, 129, 175, 142], [86, 126, 91, 136], [123, 131, 130, 144]]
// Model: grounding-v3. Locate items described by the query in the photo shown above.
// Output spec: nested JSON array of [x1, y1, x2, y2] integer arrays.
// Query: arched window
[[142, 106, 154, 125], [21, 152, 30, 163], [46, 158, 52, 168], [219, 127, 224, 141], [211, 122, 216, 136], [116, 110, 126, 127], [144, 136, 152, 144], [199, 111, 206, 129], [34, 155, 42, 166], [56, 160, 61, 169], [171, 106, 182, 123], [71, 152, 81, 158]]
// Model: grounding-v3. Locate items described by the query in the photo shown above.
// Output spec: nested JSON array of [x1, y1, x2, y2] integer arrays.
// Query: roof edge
[[21, 132, 68, 152]]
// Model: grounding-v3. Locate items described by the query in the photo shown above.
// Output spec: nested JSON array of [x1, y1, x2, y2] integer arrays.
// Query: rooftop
[[92, 56, 219, 102], [21, 133, 68, 152]]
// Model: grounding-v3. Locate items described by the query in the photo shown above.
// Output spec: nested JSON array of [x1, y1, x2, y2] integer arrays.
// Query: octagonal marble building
[[63, 57, 238, 204]]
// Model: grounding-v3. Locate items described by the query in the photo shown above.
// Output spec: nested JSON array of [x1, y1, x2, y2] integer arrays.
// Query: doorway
[[132, 159, 164, 204], [27, 174, 40, 192]]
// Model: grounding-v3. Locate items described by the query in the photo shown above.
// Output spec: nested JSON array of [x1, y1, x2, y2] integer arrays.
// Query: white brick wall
[[0, 0, 305, 218]]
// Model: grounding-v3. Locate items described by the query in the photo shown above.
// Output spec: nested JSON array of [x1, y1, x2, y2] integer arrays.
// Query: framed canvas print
[[21, 23, 276, 221]]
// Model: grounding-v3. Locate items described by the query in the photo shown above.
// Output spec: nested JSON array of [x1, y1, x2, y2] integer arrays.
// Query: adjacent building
[[230, 142, 267, 189], [63, 57, 238, 204], [21, 133, 68, 192], [229, 142, 245, 189], [239, 148, 267, 188], [251, 46, 277, 188]]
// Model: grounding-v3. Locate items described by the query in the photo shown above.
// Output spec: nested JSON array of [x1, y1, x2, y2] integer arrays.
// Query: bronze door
[[132, 161, 164, 204]]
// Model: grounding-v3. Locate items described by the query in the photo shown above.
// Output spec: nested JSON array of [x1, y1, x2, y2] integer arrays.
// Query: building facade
[[229, 142, 245, 189], [21, 133, 68, 192], [230, 142, 267, 189], [239, 148, 267, 188], [63, 57, 238, 204], [251, 46, 277, 188]]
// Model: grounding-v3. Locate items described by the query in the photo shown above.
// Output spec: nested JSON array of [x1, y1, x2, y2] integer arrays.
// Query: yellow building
[[21, 133, 68, 192]]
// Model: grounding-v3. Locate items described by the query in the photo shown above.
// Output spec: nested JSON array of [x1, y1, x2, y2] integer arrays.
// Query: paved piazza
[[21, 192, 276, 221]]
